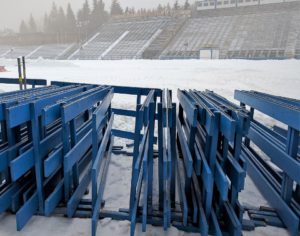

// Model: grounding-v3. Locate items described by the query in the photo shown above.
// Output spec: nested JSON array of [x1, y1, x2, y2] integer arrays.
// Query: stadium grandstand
[[160, 0, 300, 59], [0, 0, 299, 60], [68, 17, 174, 60]]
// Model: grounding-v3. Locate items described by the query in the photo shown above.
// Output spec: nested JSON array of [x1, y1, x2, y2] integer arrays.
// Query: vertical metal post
[[281, 127, 299, 202], [244, 106, 254, 147], [129, 104, 142, 213], [158, 102, 163, 209], [17, 58, 23, 90], [147, 101, 156, 214], [22, 56, 27, 90], [30, 103, 44, 214], [170, 103, 176, 208]]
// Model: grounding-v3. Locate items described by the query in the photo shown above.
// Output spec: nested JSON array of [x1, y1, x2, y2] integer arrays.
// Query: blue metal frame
[[175, 89, 248, 235], [235, 90, 300, 236], [1, 80, 298, 236], [0, 77, 47, 88]]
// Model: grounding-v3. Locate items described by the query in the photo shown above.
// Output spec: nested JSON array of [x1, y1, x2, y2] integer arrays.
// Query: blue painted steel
[[16, 192, 38, 231], [236, 90, 300, 236], [127, 90, 158, 236], [157, 89, 176, 231], [0, 84, 117, 231], [0, 78, 47, 87], [235, 90, 300, 130], [3, 82, 297, 236], [176, 89, 248, 235]]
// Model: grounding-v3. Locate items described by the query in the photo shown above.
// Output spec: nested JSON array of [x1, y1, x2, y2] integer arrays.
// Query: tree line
[[20, 1, 108, 36], [19, 0, 191, 37]]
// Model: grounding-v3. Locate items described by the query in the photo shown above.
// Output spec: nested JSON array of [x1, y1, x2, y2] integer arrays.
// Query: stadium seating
[[160, 1, 300, 59], [103, 19, 169, 59], [0, 44, 74, 60], [69, 18, 171, 60], [2, 46, 38, 59], [68, 24, 126, 60], [28, 44, 73, 59]]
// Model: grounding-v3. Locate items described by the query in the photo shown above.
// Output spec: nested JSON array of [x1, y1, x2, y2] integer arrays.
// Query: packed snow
[[0, 58, 299, 236]]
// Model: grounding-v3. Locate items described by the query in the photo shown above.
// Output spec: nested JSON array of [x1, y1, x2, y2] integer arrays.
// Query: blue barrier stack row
[[235, 90, 300, 236], [175, 89, 249, 235], [0, 80, 299, 236], [0, 84, 114, 231]]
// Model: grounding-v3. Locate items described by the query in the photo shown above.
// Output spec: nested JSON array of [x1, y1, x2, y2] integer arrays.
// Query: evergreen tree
[[57, 7, 66, 41], [93, 0, 98, 13], [166, 3, 171, 15], [48, 2, 59, 34], [111, 0, 123, 16], [174, 0, 179, 10], [29, 14, 37, 33], [80, 0, 91, 22], [58, 7, 66, 30], [184, 0, 190, 10], [131, 7, 135, 15], [125, 7, 129, 14], [19, 20, 28, 34], [43, 13, 49, 33], [167, 3, 172, 11], [66, 3, 76, 34], [89, 0, 108, 30], [77, 9, 84, 23], [157, 4, 163, 13]]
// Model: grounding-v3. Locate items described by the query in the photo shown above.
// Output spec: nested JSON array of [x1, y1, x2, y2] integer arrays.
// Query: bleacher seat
[[70, 18, 171, 60], [160, 1, 300, 59], [28, 44, 73, 59], [3, 46, 38, 59]]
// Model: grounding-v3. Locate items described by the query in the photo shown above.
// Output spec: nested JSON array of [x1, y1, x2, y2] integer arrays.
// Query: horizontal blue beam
[[0, 78, 47, 86], [235, 90, 300, 130]]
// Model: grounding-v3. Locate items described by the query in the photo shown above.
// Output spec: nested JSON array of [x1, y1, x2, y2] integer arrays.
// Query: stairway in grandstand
[[142, 18, 187, 59]]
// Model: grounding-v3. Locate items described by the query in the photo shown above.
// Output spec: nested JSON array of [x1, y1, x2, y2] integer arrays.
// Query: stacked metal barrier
[[0, 84, 113, 230], [175, 89, 249, 235], [235, 90, 300, 236], [2, 81, 299, 236], [50, 82, 163, 236]]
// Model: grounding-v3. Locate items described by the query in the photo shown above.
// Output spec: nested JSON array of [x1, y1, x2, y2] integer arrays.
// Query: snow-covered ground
[[0, 59, 299, 236]]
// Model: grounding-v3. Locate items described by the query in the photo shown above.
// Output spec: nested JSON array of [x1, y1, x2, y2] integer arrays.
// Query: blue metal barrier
[[91, 90, 114, 236], [0, 84, 114, 230], [235, 90, 300, 236], [175, 89, 249, 235], [1, 80, 298, 236]]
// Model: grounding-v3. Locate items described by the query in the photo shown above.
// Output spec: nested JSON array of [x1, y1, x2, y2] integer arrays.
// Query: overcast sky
[[0, 0, 192, 31]]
